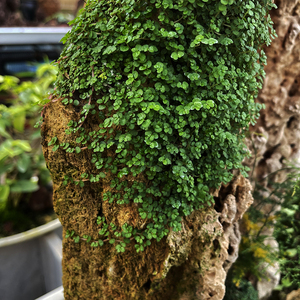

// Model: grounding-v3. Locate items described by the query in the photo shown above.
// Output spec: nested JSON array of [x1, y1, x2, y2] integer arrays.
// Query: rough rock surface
[[42, 96, 253, 300], [287, 289, 300, 300], [244, 0, 300, 298], [245, 0, 300, 183]]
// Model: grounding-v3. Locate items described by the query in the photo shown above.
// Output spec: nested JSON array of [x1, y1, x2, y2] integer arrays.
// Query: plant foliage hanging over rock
[[47, 0, 276, 252]]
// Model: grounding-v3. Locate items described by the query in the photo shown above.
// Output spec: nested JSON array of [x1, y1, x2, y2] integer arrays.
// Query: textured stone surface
[[245, 0, 300, 181], [244, 1, 300, 298], [287, 289, 300, 300]]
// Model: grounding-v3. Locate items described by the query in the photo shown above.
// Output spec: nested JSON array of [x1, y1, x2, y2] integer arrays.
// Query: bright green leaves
[[177, 81, 189, 90], [171, 51, 184, 60], [73, 236, 80, 243], [52, 145, 59, 152], [174, 23, 184, 34], [201, 38, 218, 45], [116, 242, 126, 253], [103, 118, 113, 128], [48, 136, 57, 146], [48, 136, 59, 152], [126, 71, 139, 85], [75, 147, 81, 154], [192, 99, 203, 110], [140, 119, 151, 129], [218, 0, 235, 15], [0, 184, 10, 203], [219, 37, 233, 46], [160, 28, 177, 38], [190, 34, 217, 48], [221, 0, 234, 4], [103, 45, 117, 55], [117, 168, 128, 178], [131, 47, 141, 60], [190, 34, 204, 47], [154, 62, 164, 73], [187, 73, 200, 81], [158, 154, 172, 165], [120, 45, 129, 52], [148, 45, 158, 53], [175, 99, 214, 116], [126, 76, 134, 85]]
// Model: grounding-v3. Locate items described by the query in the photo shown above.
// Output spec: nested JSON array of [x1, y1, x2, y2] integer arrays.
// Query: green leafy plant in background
[[224, 165, 300, 298], [226, 181, 280, 287], [51, 0, 276, 252], [224, 271, 259, 300], [273, 173, 300, 294], [0, 63, 57, 235]]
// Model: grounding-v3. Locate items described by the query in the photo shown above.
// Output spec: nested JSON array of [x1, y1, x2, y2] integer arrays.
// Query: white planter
[[36, 286, 64, 300], [0, 27, 70, 45], [0, 219, 63, 300]]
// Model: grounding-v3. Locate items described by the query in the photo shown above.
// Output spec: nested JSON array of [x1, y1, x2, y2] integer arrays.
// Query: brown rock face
[[42, 97, 253, 300], [287, 289, 300, 300], [246, 0, 300, 182], [244, 1, 300, 298]]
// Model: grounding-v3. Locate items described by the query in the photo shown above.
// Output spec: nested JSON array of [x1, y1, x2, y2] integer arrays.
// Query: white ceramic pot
[[36, 286, 64, 300], [0, 219, 63, 300]]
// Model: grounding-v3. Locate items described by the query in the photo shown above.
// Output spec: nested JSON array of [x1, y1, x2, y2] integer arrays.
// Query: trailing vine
[[49, 0, 276, 252]]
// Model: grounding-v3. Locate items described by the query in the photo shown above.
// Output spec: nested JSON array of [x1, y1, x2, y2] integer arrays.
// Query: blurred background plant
[[272, 176, 300, 298], [0, 62, 57, 237], [224, 274, 259, 300], [224, 166, 300, 300]]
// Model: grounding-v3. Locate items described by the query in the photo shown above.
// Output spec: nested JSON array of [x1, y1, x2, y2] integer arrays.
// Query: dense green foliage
[[54, 0, 276, 251]]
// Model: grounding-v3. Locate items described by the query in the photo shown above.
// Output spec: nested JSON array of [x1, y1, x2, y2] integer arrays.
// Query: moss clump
[[52, 0, 276, 251]]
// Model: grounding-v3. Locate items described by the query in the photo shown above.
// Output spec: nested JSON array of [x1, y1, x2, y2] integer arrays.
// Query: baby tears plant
[[52, 0, 276, 252]]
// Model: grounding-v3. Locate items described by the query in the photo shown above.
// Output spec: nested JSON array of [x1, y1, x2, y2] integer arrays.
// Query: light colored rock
[[287, 289, 300, 300]]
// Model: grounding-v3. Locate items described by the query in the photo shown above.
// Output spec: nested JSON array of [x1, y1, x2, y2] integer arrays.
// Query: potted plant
[[0, 63, 63, 300]]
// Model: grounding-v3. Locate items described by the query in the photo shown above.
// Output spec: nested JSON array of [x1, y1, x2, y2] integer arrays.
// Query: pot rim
[[0, 218, 61, 248]]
